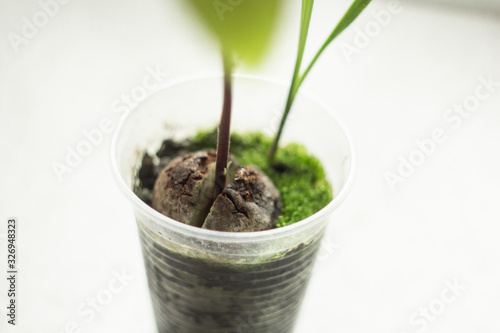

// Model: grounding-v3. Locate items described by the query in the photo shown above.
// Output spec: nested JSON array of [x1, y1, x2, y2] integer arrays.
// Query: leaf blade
[[298, 0, 372, 87], [184, 0, 283, 65]]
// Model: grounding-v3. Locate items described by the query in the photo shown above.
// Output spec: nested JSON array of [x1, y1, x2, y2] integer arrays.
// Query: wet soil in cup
[[139, 223, 322, 333], [134, 135, 325, 332]]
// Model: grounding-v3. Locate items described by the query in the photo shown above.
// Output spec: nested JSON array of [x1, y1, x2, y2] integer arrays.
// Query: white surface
[[1, 0, 500, 332], [421, 0, 500, 13]]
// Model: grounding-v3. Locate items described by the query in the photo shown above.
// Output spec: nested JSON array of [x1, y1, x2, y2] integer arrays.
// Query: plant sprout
[[184, 0, 283, 200], [268, 0, 372, 161], [183, 0, 372, 196]]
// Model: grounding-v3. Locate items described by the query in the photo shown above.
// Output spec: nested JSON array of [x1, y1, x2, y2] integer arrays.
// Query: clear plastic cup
[[111, 74, 355, 333]]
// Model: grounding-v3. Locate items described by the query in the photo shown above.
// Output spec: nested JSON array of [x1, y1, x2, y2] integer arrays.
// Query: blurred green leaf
[[184, 0, 283, 65]]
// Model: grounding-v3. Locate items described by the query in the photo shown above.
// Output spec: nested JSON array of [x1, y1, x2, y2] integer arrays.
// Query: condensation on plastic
[[111, 75, 355, 333]]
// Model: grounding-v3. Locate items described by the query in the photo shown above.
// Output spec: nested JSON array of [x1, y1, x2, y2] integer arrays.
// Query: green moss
[[189, 129, 333, 227]]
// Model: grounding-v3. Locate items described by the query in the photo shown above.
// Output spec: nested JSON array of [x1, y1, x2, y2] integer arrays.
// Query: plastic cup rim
[[110, 72, 357, 243]]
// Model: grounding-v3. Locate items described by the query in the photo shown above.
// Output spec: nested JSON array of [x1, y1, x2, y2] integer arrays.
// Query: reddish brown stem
[[214, 55, 233, 198]]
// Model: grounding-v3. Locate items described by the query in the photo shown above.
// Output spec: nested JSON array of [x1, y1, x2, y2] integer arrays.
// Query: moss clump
[[189, 129, 333, 227]]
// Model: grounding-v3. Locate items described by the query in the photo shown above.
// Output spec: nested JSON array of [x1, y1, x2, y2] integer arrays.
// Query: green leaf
[[298, 0, 372, 86], [184, 0, 283, 65], [268, 0, 314, 161], [269, 0, 372, 161], [292, 0, 314, 91]]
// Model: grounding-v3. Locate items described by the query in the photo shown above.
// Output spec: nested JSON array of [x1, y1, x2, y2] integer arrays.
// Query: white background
[[1, 0, 500, 332]]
